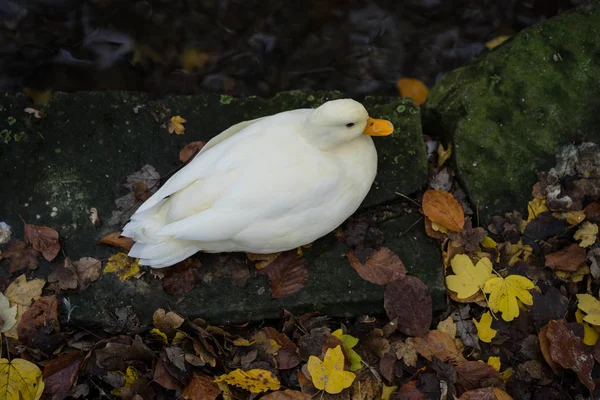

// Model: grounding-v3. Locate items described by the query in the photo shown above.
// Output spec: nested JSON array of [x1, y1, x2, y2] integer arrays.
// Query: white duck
[[122, 99, 394, 268]]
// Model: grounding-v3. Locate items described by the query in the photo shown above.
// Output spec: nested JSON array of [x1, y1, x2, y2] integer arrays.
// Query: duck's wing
[[199, 116, 265, 154]]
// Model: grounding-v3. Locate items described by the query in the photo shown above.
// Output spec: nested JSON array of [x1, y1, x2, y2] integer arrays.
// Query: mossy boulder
[[0, 90, 440, 327], [424, 1, 600, 222]]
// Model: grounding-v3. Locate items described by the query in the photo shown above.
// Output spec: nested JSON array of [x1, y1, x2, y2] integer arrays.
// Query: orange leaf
[[182, 372, 220, 400], [24, 223, 60, 261], [260, 251, 308, 298], [179, 141, 206, 163], [397, 78, 429, 105], [412, 330, 466, 365], [422, 190, 465, 232], [346, 246, 406, 285], [98, 232, 134, 252]]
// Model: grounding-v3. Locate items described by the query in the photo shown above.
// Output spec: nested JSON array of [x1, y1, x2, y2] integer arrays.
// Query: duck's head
[[304, 99, 394, 150]]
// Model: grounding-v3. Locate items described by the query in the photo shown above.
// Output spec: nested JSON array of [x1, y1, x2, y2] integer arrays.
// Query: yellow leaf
[[150, 328, 168, 344], [307, 345, 356, 394], [0, 293, 17, 333], [214, 369, 280, 393], [381, 384, 398, 400], [182, 48, 209, 72], [574, 222, 598, 248], [483, 275, 534, 322], [233, 338, 255, 346], [487, 356, 501, 371], [104, 252, 141, 280], [4, 275, 45, 339], [23, 87, 52, 105], [0, 358, 45, 400], [481, 236, 497, 249], [110, 366, 139, 396], [571, 265, 590, 283], [445, 255, 493, 299], [576, 293, 600, 326], [506, 240, 532, 266], [172, 331, 188, 345], [552, 210, 586, 226], [576, 309, 600, 346], [485, 35, 511, 49], [168, 115, 187, 135], [437, 316, 457, 339], [527, 198, 548, 222], [216, 381, 233, 400], [437, 142, 452, 168], [501, 368, 513, 382], [396, 78, 429, 105], [332, 329, 362, 371], [473, 311, 497, 343]]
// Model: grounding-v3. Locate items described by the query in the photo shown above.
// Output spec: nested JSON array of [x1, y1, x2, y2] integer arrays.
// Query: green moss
[[219, 95, 233, 104]]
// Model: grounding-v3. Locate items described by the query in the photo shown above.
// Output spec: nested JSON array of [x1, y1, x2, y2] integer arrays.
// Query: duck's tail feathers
[[121, 199, 199, 268]]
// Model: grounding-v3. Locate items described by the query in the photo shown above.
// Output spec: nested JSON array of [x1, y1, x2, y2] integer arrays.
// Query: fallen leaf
[[182, 372, 220, 400], [0, 358, 45, 400], [437, 316, 457, 339], [89, 207, 101, 226], [545, 319, 594, 391], [483, 274, 534, 322], [438, 142, 452, 168], [575, 310, 600, 346], [397, 77, 429, 105], [247, 252, 281, 270], [412, 330, 466, 365], [396, 380, 426, 400], [381, 384, 398, 400], [473, 311, 497, 343], [4, 275, 45, 339], [530, 286, 570, 329], [99, 232, 134, 252], [214, 369, 280, 393], [422, 190, 465, 232], [153, 309, 185, 337], [487, 356, 501, 372], [104, 252, 141, 280], [211, 253, 250, 287], [459, 387, 513, 399], [574, 222, 598, 247], [260, 389, 311, 399], [48, 259, 78, 290], [446, 255, 493, 299], [161, 258, 202, 295], [72, 257, 102, 290], [307, 345, 355, 394], [396, 339, 418, 368], [551, 210, 585, 225], [448, 218, 487, 252], [1, 240, 40, 273], [576, 294, 600, 326], [182, 48, 209, 72], [331, 329, 362, 372], [346, 246, 406, 285], [384, 275, 432, 337], [0, 293, 17, 333], [24, 223, 60, 261], [43, 351, 85, 400], [168, 115, 187, 135], [545, 243, 586, 272], [17, 296, 60, 353], [526, 198, 549, 222], [260, 251, 308, 298], [455, 361, 503, 393], [153, 357, 180, 390], [538, 324, 562, 375], [179, 141, 206, 163]]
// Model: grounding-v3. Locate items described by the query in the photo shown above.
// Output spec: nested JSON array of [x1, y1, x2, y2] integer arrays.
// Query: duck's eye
[[346, 123, 355, 128]]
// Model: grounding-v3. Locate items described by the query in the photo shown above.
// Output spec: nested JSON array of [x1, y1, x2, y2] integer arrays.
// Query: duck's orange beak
[[363, 118, 394, 136]]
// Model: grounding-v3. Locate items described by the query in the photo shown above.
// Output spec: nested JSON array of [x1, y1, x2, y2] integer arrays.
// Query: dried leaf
[[455, 361, 503, 393], [346, 247, 406, 285], [182, 372, 220, 400], [0, 358, 45, 400], [397, 78, 429, 105], [98, 232, 134, 252], [211, 253, 250, 287], [72, 257, 102, 290], [412, 330, 466, 365], [24, 223, 60, 261], [260, 251, 308, 298], [384, 275, 432, 337], [483, 274, 534, 322], [574, 222, 598, 247], [437, 316, 457, 339], [545, 319, 594, 391], [179, 141, 206, 163], [438, 142, 452, 168], [1, 240, 40, 273], [17, 296, 60, 352], [168, 115, 187, 135], [261, 389, 311, 400], [48, 259, 78, 290], [43, 351, 85, 400], [0, 293, 17, 333], [545, 243, 586, 272], [459, 387, 513, 399], [422, 190, 465, 232], [214, 369, 280, 393], [104, 252, 141, 280], [153, 309, 185, 337], [446, 255, 493, 299], [307, 345, 355, 394], [162, 258, 202, 295]]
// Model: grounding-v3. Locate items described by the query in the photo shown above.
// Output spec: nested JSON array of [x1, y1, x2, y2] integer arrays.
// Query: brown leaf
[[545, 319, 594, 391], [17, 295, 60, 352], [1, 240, 40, 273], [153, 357, 181, 391], [584, 202, 600, 224], [153, 308, 185, 337], [260, 250, 308, 298], [24, 223, 60, 261], [179, 141, 206, 163], [162, 258, 202, 295], [182, 372, 220, 400], [384, 275, 432, 336], [396, 381, 426, 400], [455, 361, 504, 394], [99, 232, 134, 252], [544, 243, 586, 272], [538, 325, 561, 375], [48, 259, 78, 290], [422, 190, 465, 232], [262, 327, 300, 370], [261, 389, 311, 400], [212, 253, 250, 287], [343, 216, 384, 263], [48, 257, 101, 291], [412, 330, 466, 365], [448, 218, 487, 252], [247, 252, 281, 270], [459, 387, 513, 400], [43, 351, 85, 400], [72, 257, 102, 290], [346, 246, 406, 285]]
